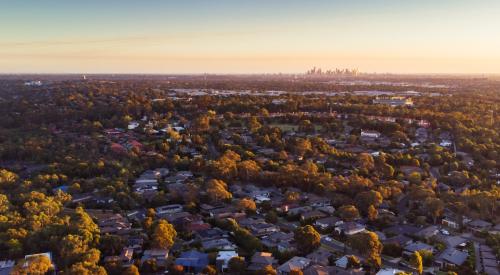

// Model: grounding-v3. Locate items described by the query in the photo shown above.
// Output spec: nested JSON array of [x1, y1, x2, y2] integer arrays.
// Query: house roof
[[468, 219, 492, 228], [301, 210, 327, 220], [175, 250, 209, 268], [315, 216, 341, 226], [436, 248, 468, 266], [251, 252, 276, 265], [444, 236, 467, 248], [383, 234, 412, 246], [404, 241, 434, 253], [278, 256, 311, 272], [306, 248, 332, 265], [384, 224, 420, 236]]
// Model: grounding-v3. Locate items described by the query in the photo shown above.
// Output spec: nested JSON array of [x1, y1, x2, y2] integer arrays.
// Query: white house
[[216, 251, 239, 272]]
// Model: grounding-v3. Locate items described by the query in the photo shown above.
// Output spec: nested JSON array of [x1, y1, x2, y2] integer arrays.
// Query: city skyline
[[2, 0, 500, 74]]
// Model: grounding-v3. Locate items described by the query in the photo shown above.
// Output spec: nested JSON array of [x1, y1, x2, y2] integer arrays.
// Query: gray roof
[[436, 248, 468, 266], [404, 241, 434, 253], [277, 256, 311, 272], [468, 219, 492, 228]]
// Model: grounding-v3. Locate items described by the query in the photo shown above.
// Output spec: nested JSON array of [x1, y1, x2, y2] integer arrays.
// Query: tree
[[123, 265, 140, 275], [141, 259, 157, 273], [206, 179, 232, 202], [289, 269, 304, 275], [347, 255, 361, 268], [236, 198, 257, 213], [228, 256, 246, 272], [424, 197, 444, 224], [284, 191, 300, 203], [408, 172, 422, 185], [151, 219, 177, 249], [294, 225, 321, 254], [410, 251, 423, 275], [358, 153, 375, 171], [68, 262, 107, 275], [169, 265, 184, 275], [265, 211, 278, 224], [0, 169, 18, 188], [11, 255, 52, 275], [248, 116, 262, 133], [202, 265, 217, 275], [257, 265, 277, 275], [355, 190, 383, 213], [237, 160, 261, 181], [348, 231, 382, 268], [0, 194, 10, 214], [367, 205, 378, 221], [338, 205, 360, 222]]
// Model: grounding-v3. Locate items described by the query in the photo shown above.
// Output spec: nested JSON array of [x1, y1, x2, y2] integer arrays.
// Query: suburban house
[[372, 96, 413, 107], [249, 222, 279, 237], [175, 250, 209, 273], [155, 204, 183, 217], [467, 219, 492, 233], [434, 248, 468, 268], [360, 130, 381, 139], [141, 249, 169, 267], [314, 216, 343, 230], [277, 257, 311, 275], [261, 231, 295, 252], [383, 234, 412, 247], [216, 250, 239, 272], [403, 242, 434, 256], [23, 252, 55, 273], [306, 248, 333, 266], [334, 222, 366, 236], [300, 210, 327, 221], [248, 252, 278, 271]]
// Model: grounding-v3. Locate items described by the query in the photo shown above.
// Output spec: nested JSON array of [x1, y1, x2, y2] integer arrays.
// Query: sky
[[1, 0, 500, 74]]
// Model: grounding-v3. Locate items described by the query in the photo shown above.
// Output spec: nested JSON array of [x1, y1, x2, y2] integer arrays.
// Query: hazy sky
[[1, 0, 500, 74]]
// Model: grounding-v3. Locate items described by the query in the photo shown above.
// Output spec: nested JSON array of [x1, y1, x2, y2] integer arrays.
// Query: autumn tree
[[206, 179, 232, 202], [11, 255, 52, 275], [237, 160, 261, 181], [123, 265, 140, 275], [289, 269, 304, 275], [228, 256, 246, 272], [0, 169, 18, 188], [348, 231, 383, 269], [367, 205, 378, 221], [257, 265, 277, 275], [410, 251, 423, 275], [355, 190, 383, 214], [347, 255, 361, 268], [294, 225, 321, 254], [202, 265, 217, 275], [338, 205, 360, 222], [424, 197, 444, 224], [151, 219, 177, 249], [236, 198, 257, 213]]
